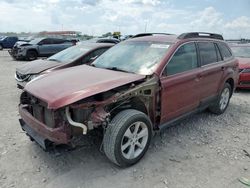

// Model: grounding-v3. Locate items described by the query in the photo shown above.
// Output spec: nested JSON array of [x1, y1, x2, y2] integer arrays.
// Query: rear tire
[[209, 83, 232, 115], [103, 109, 152, 167], [26, 50, 37, 61]]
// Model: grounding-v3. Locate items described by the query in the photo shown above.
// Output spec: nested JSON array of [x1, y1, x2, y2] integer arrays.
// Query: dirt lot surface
[[0, 50, 249, 188]]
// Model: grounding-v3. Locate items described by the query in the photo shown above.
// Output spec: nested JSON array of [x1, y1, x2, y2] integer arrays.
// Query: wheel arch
[[225, 78, 234, 97], [26, 48, 38, 55], [110, 97, 149, 118]]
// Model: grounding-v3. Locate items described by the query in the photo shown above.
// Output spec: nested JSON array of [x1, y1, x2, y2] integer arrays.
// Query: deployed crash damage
[[19, 64, 159, 149], [19, 32, 238, 167]]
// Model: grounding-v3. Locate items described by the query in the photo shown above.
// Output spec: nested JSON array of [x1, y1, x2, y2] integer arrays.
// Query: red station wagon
[[19, 32, 239, 167]]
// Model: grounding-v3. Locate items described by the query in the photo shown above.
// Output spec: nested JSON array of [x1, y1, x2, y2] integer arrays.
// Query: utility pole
[[144, 21, 148, 32]]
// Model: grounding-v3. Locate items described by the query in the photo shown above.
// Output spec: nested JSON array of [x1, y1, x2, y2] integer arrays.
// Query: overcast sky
[[0, 0, 250, 38]]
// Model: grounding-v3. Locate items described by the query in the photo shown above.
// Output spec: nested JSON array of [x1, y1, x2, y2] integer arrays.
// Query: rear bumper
[[19, 105, 70, 148], [237, 73, 250, 89]]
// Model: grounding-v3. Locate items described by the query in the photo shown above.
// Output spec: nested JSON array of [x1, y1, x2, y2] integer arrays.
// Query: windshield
[[47, 45, 91, 63], [29, 38, 43, 45], [93, 41, 170, 75], [231, 46, 250, 58]]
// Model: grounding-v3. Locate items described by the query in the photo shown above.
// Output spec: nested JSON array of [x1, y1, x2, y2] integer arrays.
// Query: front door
[[160, 42, 202, 123]]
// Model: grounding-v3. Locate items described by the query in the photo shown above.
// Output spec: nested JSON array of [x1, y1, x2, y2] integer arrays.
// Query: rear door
[[160, 42, 202, 123], [51, 39, 71, 54], [38, 38, 53, 56], [197, 42, 224, 102]]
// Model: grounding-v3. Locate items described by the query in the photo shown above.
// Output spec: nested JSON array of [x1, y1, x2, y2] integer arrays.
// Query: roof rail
[[132, 33, 174, 38], [178, 32, 224, 40]]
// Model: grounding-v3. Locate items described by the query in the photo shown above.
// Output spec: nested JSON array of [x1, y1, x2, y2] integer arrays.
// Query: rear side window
[[217, 42, 232, 59], [51, 38, 67, 44], [82, 48, 108, 64], [165, 42, 198, 76], [39, 39, 52, 45], [92, 48, 108, 57], [215, 44, 223, 61], [198, 42, 217, 65]]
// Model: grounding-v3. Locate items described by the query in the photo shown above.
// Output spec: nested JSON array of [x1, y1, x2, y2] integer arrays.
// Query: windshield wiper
[[236, 56, 248, 58], [105, 66, 132, 73], [48, 58, 60, 62]]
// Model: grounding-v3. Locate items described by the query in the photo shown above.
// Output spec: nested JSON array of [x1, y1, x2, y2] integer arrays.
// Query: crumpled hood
[[14, 41, 28, 47], [24, 65, 145, 109], [237, 57, 250, 69], [19, 43, 32, 47], [16, 59, 62, 75]]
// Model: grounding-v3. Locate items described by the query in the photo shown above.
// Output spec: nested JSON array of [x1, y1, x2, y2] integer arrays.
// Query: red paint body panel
[[160, 68, 202, 122], [238, 57, 250, 69], [237, 57, 250, 89], [24, 65, 145, 109], [238, 73, 250, 89]]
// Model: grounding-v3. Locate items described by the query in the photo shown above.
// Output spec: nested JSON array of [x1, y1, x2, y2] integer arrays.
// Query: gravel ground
[[0, 50, 249, 188]]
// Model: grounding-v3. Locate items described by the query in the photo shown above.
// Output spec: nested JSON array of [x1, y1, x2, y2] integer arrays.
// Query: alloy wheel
[[121, 121, 149, 160], [219, 87, 230, 111]]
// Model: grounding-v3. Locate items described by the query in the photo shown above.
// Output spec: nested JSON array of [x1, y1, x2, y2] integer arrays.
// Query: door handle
[[195, 74, 202, 82], [221, 66, 225, 70]]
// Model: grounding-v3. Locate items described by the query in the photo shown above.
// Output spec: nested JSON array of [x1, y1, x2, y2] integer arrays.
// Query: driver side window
[[164, 43, 198, 76]]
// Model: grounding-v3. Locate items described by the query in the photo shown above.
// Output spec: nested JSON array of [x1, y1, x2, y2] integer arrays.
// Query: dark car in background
[[0, 36, 18, 50], [82, 37, 120, 44], [15, 42, 113, 89], [12, 36, 35, 49], [19, 32, 238, 167], [9, 37, 74, 61], [230, 44, 250, 89]]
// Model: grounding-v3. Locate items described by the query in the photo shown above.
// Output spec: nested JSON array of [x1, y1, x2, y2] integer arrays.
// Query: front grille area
[[31, 104, 58, 128], [21, 92, 59, 128]]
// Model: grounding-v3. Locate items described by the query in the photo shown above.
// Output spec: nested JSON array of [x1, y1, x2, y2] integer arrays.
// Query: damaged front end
[[19, 75, 160, 150], [67, 75, 160, 132]]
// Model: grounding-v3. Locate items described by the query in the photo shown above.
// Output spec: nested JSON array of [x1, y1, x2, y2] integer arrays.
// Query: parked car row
[[9, 37, 74, 60], [6, 36, 120, 61], [16, 32, 240, 167]]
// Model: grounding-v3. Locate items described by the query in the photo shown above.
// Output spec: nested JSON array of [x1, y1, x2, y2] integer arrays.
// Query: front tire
[[26, 50, 37, 61], [103, 109, 152, 167], [209, 83, 232, 114]]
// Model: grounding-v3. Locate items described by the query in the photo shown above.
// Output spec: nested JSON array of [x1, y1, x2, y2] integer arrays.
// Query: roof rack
[[178, 32, 224, 40], [132, 33, 174, 38]]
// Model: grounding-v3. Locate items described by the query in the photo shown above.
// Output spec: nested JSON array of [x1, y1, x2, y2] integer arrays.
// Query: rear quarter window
[[217, 42, 232, 60]]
